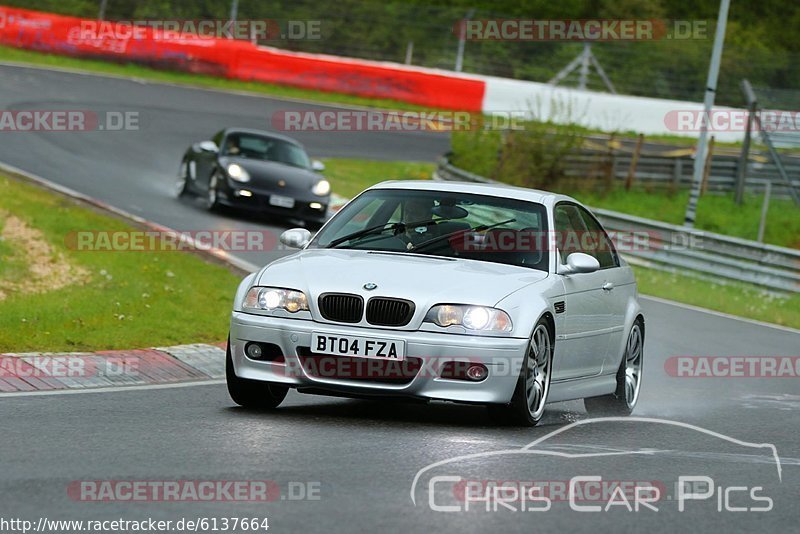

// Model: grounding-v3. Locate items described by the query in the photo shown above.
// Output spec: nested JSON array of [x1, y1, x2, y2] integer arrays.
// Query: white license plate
[[269, 195, 295, 208], [311, 333, 405, 361]]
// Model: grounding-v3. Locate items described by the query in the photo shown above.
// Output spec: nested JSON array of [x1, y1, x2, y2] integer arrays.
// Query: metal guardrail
[[562, 152, 800, 196], [433, 157, 800, 293]]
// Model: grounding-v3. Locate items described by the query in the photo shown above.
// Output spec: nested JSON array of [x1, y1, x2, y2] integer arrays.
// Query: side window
[[576, 206, 619, 269], [554, 204, 589, 263]]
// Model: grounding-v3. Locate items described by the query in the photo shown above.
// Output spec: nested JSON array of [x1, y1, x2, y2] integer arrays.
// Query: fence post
[[625, 133, 644, 190], [454, 9, 476, 72], [735, 85, 756, 205], [700, 136, 715, 196], [404, 41, 414, 65], [671, 158, 683, 193], [758, 181, 771, 243], [604, 134, 616, 191], [229, 0, 239, 25]]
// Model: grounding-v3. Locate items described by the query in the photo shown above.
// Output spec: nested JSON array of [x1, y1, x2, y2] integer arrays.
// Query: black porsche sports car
[[176, 128, 331, 224]]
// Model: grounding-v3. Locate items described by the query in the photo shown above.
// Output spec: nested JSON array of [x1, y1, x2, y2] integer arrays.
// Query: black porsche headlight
[[312, 179, 331, 196], [227, 163, 251, 183]]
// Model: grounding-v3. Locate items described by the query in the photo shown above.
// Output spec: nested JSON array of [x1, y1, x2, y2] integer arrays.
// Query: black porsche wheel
[[205, 171, 221, 211], [175, 160, 191, 198], [226, 340, 288, 409]]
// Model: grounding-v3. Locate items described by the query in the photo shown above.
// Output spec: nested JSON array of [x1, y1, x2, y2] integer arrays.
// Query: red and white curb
[[0, 343, 226, 394]]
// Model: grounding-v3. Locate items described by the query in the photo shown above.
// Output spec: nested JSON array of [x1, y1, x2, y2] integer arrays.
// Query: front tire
[[584, 317, 644, 416], [226, 340, 288, 409], [175, 160, 191, 198], [488, 318, 553, 426], [205, 171, 222, 211]]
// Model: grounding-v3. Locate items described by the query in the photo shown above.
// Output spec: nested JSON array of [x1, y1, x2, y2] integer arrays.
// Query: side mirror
[[280, 228, 312, 249], [198, 141, 219, 153], [311, 160, 326, 172], [557, 252, 600, 275]]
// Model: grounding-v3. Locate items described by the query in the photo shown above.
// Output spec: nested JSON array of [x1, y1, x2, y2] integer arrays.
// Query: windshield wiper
[[328, 222, 406, 248], [327, 217, 455, 249], [410, 218, 517, 253]]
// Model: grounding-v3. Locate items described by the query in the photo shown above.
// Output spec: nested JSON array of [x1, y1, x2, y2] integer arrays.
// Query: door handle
[[602, 282, 615, 291]]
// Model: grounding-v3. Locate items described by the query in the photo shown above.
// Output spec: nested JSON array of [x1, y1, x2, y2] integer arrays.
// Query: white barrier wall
[[479, 76, 745, 143]]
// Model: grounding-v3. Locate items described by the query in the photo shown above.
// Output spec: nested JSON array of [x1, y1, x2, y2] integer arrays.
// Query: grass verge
[[321, 158, 434, 199], [568, 186, 800, 249], [0, 173, 241, 352], [632, 264, 800, 329]]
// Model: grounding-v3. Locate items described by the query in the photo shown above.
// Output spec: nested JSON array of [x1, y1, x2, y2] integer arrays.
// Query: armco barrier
[[0, 6, 485, 111], [434, 157, 800, 293]]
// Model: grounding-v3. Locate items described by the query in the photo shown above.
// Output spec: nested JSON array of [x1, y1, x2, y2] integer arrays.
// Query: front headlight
[[424, 304, 512, 332], [227, 163, 250, 183], [312, 179, 331, 196], [243, 287, 308, 313]]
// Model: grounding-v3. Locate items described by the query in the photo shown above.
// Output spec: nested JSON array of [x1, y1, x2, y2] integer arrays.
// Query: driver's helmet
[[225, 137, 241, 156]]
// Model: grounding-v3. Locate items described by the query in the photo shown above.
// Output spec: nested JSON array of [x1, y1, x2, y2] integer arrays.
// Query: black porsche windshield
[[222, 133, 311, 169], [310, 189, 549, 271]]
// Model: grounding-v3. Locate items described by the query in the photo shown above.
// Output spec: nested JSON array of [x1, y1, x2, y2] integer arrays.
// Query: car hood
[[221, 157, 321, 193], [256, 249, 548, 307]]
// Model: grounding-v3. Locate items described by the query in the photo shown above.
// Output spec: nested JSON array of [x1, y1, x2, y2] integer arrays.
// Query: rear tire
[[487, 318, 553, 426], [226, 340, 288, 409], [584, 318, 644, 416]]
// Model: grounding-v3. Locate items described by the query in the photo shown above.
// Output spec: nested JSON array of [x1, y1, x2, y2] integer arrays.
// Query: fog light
[[466, 364, 488, 381], [309, 202, 323, 210], [238, 189, 253, 197], [245, 342, 263, 359]]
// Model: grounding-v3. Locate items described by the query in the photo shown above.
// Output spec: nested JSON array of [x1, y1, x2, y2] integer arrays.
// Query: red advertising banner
[[0, 6, 485, 111]]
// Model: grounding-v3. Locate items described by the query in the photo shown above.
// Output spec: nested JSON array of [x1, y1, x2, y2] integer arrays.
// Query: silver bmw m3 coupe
[[227, 180, 645, 425]]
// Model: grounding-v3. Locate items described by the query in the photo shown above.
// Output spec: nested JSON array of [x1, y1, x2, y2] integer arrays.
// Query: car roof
[[366, 180, 577, 208], [223, 127, 304, 147]]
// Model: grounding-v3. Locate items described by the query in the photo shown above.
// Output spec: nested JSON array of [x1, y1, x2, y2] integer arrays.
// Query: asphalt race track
[[1, 63, 799, 532], [0, 63, 451, 267]]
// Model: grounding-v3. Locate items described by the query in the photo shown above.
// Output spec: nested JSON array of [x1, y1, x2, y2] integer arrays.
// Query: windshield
[[222, 133, 311, 169], [310, 189, 549, 270]]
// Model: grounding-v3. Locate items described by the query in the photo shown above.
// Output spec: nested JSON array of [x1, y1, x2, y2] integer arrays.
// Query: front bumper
[[230, 312, 529, 404], [217, 184, 329, 223]]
